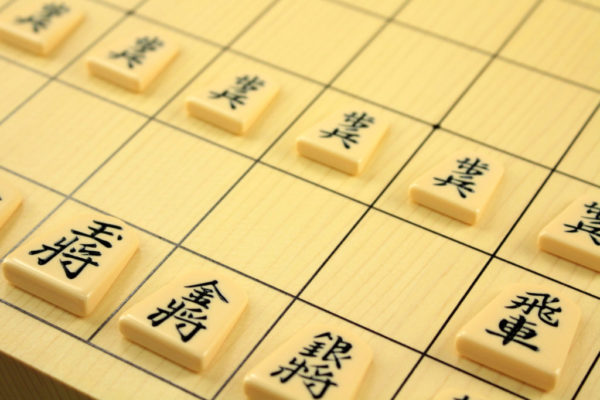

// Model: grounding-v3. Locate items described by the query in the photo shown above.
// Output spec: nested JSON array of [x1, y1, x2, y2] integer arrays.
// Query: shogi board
[[0, 0, 599, 399]]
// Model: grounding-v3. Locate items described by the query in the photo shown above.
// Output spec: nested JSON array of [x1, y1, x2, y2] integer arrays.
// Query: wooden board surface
[[0, 0, 599, 399]]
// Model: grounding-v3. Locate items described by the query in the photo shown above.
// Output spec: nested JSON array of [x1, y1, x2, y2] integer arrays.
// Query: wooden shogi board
[[0, 0, 599, 399]]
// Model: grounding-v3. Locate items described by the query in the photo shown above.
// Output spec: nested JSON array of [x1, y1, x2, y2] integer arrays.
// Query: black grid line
[[572, 350, 600, 399], [83, 0, 283, 342], [0, 298, 208, 400], [392, 98, 600, 400], [0, 0, 598, 398], [0, 268, 528, 400], [562, 0, 600, 13], [0, 1, 597, 186]]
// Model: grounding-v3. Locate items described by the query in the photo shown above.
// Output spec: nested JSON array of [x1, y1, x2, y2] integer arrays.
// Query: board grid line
[[0, 0, 597, 398], [1, 49, 599, 193], [210, 0, 556, 398], [392, 98, 600, 400], [0, 1, 598, 182]]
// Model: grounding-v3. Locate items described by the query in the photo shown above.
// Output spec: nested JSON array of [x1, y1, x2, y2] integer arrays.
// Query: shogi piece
[[433, 388, 486, 400], [86, 34, 178, 92], [409, 153, 503, 224], [456, 284, 580, 391], [186, 73, 279, 135], [2, 212, 138, 316], [0, 179, 22, 230], [538, 195, 600, 272], [244, 324, 372, 400], [296, 108, 389, 175], [119, 271, 247, 372], [0, 1, 83, 55]]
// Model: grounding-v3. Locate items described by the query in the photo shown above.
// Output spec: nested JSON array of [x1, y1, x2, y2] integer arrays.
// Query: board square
[[217, 301, 421, 400], [231, 0, 382, 82], [429, 259, 600, 399], [397, 0, 537, 53], [501, 0, 600, 89], [137, 0, 275, 46], [0, 199, 172, 339], [499, 173, 600, 297], [60, 17, 220, 115], [0, 0, 121, 75], [302, 210, 489, 350], [0, 169, 63, 258], [333, 22, 489, 123], [397, 357, 518, 400], [559, 109, 600, 186], [76, 121, 253, 243], [157, 51, 322, 159], [0, 81, 146, 193], [334, 0, 406, 17], [0, 58, 46, 119], [183, 163, 366, 294], [376, 130, 548, 253], [263, 89, 431, 204], [91, 248, 291, 399], [443, 59, 599, 167]]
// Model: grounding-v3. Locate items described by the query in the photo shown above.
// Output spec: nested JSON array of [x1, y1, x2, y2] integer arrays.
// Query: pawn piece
[[186, 72, 279, 135], [0, 179, 22, 230], [296, 108, 389, 175], [119, 271, 247, 372], [0, 2, 84, 55], [409, 152, 503, 224], [244, 324, 372, 400], [433, 388, 486, 400], [456, 284, 580, 391], [538, 194, 600, 272], [86, 34, 178, 92], [2, 212, 138, 316]]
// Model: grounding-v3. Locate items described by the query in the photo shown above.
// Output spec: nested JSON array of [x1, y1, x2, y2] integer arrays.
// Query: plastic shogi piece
[[87, 33, 178, 92], [538, 194, 600, 272], [244, 324, 372, 400], [186, 72, 280, 135], [0, 1, 84, 55], [296, 107, 389, 176], [456, 284, 580, 391], [119, 270, 247, 372], [409, 152, 503, 224], [2, 212, 138, 316]]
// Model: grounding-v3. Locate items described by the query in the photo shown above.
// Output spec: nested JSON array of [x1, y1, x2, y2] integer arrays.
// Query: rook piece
[[296, 108, 389, 175], [186, 72, 279, 135], [244, 324, 372, 400], [456, 284, 580, 391], [119, 270, 247, 371], [2, 212, 138, 316], [538, 194, 600, 272], [86, 34, 178, 92], [0, 1, 84, 55], [409, 152, 503, 224], [0, 179, 22, 230]]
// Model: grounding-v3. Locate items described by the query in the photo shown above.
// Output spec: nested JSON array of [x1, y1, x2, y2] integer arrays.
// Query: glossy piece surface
[[0, 179, 22, 230], [119, 270, 247, 372], [2, 212, 138, 316], [409, 152, 503, 224], [244, 324, 372, 400], [456, 284, 580, 391], [538, 194, 600, 272], [86, 33, 178, 92], [0, 1, 84, 55], [296, 108, 389, 175], [186, 72, 279, 135]]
